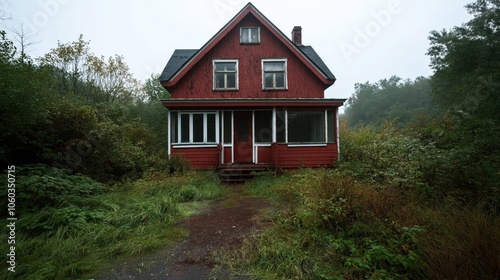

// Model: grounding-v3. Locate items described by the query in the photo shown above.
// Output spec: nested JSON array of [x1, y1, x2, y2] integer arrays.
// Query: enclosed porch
[[163, 99, 344, 172]]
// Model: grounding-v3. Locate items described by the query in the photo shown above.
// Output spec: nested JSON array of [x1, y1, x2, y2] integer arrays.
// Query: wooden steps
[[218, 164, 274, 184]]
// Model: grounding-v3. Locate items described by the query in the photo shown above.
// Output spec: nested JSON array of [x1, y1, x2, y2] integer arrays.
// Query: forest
[[1, 0, 499, 279]]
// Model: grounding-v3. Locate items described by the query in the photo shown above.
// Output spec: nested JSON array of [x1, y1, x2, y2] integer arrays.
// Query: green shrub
[[339, 122, 424, 187], [167, 153, 192, 174], [11, 164, 105, 214], [223, 169, 425, 279]]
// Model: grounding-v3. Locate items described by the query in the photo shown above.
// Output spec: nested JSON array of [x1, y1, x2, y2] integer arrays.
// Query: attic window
[[240, 27, 260, 44]]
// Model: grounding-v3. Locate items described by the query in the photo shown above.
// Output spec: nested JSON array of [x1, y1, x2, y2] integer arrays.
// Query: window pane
[[181, 114, 190, 143], [327, 110, 335, 143], [227, 73, 236, 88], [276, 110, 286, 143], [171, 112, 178, 143], [193, 114, 204, 142], [250, 28, 259, 42], [215, 62, 235, 71], [275, 73, 285, 88], [264, 62, 284, 71], [207, 114, 216, 143], [255, 111, 272, 143], [215, 73, 225, 89], [224, 111, 232, 144], [241, 29, 250, 43], [288, 111, 325, 143], [264, 73, 274, 88]]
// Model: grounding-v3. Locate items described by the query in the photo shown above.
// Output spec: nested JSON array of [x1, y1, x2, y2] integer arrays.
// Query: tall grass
[[418, 205, 500, 279], [0, 168, 224, 279], [219, 168, 500, 279]]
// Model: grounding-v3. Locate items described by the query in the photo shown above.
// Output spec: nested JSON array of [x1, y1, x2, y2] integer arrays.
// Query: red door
[[234, 111, 253, 163]]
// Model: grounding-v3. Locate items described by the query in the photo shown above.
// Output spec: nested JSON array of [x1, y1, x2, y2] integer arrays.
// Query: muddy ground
[[95, 185, 272, 280]]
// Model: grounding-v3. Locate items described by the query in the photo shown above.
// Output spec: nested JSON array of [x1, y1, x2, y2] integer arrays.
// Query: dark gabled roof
[[160, 2, 336, 89], [298, 46, 336, 81], [159, 49, 197, 82]]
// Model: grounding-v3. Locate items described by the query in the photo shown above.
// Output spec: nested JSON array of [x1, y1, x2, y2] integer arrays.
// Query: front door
[[234, 111, 253, 163]]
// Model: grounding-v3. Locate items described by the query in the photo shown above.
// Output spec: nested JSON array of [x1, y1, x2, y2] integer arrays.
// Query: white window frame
[[240, 27, 260, 44], [213, 59, 239, 91], [262, 59, 288, 90], [172, 112, 219, 145], [287, 110, 326, 144]]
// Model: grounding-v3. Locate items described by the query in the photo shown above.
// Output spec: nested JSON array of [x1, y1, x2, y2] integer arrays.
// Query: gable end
[[160, 3, 335, 90]]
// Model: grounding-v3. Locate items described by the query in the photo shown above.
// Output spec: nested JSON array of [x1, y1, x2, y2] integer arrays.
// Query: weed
[[0, 167, 224, 279]]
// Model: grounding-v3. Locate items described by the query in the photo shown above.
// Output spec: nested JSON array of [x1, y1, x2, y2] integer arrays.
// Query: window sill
[[262, 88, 288, 91], [213, 89, 239, 92], [255, 143, 272, 147], [172, 144, 218, 149], [287, 143, 328, 147]]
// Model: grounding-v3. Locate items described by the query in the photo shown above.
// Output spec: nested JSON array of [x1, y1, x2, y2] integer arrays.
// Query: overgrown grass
[[0, 166, 225, 279], [217, 168, 500, 279]]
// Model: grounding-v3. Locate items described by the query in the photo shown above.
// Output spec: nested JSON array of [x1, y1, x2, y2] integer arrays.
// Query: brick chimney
[[291, 26, 302, 45]]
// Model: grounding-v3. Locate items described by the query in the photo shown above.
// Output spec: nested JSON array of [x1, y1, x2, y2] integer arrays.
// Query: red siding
[[223, 147, 232, 164], [257, 146, 272, 164], [172, 147, 219, 169], [273, 144, 338, 169], [170, 14, 325, 99]]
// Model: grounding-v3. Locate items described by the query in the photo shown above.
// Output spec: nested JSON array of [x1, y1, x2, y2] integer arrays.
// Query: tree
[[10, 24, 40, 63], [344, 76, 435, 127], [427, 0, 500, 120], [141, 73, 169, 102], [39, 35, 139, 104], [0, 30, 56, 165]]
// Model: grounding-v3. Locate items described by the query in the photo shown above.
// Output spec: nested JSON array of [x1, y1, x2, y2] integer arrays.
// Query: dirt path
[[95, 185, 272, 280]]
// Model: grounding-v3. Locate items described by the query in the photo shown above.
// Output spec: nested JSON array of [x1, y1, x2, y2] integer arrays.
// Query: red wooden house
[[160, 3, 345, 172]]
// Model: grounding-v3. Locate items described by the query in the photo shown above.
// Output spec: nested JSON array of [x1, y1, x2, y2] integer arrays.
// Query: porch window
[[287, 111, 325, 143], [276, 109, 286, 143], [254, 111, 273, 143], [171, 112, 218, 144], [213, 60, 238, 90], [262, 59, 287, 90], [240, 27, 260, 44], [327, 110, 336, 143]]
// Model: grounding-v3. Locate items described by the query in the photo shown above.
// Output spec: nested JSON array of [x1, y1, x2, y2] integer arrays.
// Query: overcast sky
[[2, 0, 473, 100]]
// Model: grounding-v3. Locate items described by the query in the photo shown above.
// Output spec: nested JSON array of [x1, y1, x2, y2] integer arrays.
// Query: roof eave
[[161, 98, 346, 108]]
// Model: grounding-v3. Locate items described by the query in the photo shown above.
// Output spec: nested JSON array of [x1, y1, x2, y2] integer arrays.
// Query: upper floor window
[[262, 59, 287, 90], [240, 27, 260, 44], [213, 59, 238, 90]]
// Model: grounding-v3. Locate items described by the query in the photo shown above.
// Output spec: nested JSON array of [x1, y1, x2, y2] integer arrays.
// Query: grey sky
[[2, 0, 473, 100]]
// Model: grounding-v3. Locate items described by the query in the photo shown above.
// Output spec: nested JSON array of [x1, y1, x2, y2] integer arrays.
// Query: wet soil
[[95, 185, 272, 280]]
